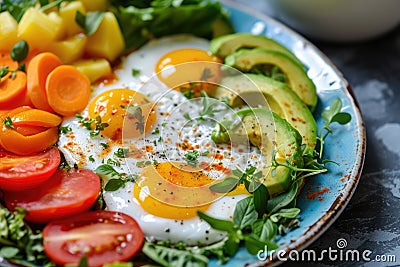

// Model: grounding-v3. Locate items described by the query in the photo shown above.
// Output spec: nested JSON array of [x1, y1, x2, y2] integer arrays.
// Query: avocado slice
[[235, 108, 302, 196], [209, 33, 303, 67], [212, 74, 317, 153], [211, 17, 234, 38], [225, 48, 317, 111]]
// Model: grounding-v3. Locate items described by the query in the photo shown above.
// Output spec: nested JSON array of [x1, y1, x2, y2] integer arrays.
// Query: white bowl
[[264, 0, 400, 42]]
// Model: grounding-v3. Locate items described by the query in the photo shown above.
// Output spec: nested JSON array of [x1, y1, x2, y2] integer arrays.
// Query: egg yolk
[[88, 88, 156, 141], [155, 48, 222, 97], [134, 162, 249, 220]]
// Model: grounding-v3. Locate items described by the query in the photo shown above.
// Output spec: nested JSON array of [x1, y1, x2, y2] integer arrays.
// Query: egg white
[[58, 34, 266, 245]]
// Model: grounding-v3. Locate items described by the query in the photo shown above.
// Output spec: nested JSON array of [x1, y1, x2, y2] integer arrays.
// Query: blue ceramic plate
[[210, 1, 366, 266], [0, 2, 365, 267]]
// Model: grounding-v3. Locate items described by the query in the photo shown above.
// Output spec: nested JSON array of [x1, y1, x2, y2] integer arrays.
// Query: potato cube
[[47, 12, 67, 40], [85, 12, 125, 62], [80, 0, 109, 11], [0, 11, 19, 51], [47, 34, 87, 64], [59, 1, 86, 37], [18, 8, 59, 50], [73, 58, 111, 82]]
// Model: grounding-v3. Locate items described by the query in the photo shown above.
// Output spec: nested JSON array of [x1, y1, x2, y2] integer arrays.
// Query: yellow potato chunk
[[0, 11, 19, 51], [59, 1, 86, 37], [47, 12, 67, 40], [18, 8, 59, 50], [80, 0, 109, 11], [85, 12, 125, 62], [73, 58, 112, 82], [47, 34, 87, 64]]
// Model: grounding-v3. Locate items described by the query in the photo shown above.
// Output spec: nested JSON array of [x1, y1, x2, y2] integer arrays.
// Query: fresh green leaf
[[270, 208, 300, 223], [0, 66, 10, 78], [223, 234, 240, 256], [11, 40, 29, 62], [252, 218, 276, 242], [131, 68, 141, 76], [114, 147, 129, 158], [209, 177, 238, 193], [75, 11, 105, 35], [197, 211, 235, 232], [2, 116, 14, 129], [95, 164, 122, 178], [322, 98, 342, 124], [243, 234, 271, 255], [331, 112, 352, 124], [142, 242, 208, 267], [253, 184, 269, 216], [0, 246, 19, 258], [113, 1, 232, 50], [0, 206, 53, 266], [59, 125, 72, 134], [266, 181, 298, 214], [104, 179, 125, 191], [233, 197, 258, 229]]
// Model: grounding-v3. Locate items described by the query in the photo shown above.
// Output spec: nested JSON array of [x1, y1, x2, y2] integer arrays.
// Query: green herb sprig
[[95, 164, 137, 191]]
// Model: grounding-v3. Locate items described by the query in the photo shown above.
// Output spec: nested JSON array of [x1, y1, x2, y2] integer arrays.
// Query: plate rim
[[219, 0, 367, 265]]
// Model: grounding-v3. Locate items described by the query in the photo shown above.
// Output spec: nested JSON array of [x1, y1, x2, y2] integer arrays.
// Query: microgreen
[[2, 116, 14, 129], [197, 91, 223, 121], [76, 114, 109, 138], [95, 164, 137, 192], [318, 98, 352, 158], [114, 147, 129, 158], [183, 150, 208, 167], [59, 125, 72, 134], [131, 68, 141, 77]]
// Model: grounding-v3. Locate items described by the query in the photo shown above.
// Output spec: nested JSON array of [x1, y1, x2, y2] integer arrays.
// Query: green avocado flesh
[[234, 108, 302, 196], [212, 74, 317, 153], [224, 48, 317, 111], [209, 33, 303, 67]]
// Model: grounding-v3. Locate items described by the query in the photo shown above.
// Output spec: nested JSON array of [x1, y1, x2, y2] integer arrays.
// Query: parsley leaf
[[2, 116, 14, 129]]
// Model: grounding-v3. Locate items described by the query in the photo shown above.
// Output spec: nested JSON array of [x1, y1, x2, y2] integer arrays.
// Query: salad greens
[[0, 206, 54, 267], [111, 0, 233, 50]]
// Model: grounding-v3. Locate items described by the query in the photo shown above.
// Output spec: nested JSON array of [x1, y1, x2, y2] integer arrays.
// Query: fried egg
[[58, 34, 266, 245]]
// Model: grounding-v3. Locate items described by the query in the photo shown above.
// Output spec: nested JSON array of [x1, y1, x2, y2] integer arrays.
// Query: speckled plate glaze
[[207, 1, 366, 266]]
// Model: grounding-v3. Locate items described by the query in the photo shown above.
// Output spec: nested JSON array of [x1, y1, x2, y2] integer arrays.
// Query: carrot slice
[[0, 51, 18, 69], [11, 109, 62, 127], [27, 52, 62, 112], [0, 71, 27, 106], [45, 65, 91, 116], [0, 126, 58, 155]]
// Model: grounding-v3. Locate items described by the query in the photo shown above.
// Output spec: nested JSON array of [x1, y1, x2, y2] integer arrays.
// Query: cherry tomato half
[[43, 210, 144, 267], [0, 147, 60, 191], [3, 168, 100, 223]]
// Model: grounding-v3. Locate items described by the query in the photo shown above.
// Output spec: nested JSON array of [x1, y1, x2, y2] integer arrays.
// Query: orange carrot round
[[45, 65, 91, 116], [27, 52, 62, 112], [0, 71, 27, 106]]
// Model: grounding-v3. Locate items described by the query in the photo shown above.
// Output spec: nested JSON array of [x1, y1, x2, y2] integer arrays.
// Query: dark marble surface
[[231, 0, 400, 266]]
